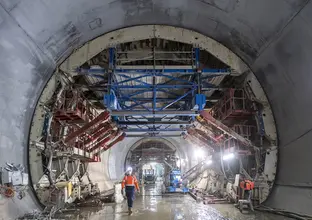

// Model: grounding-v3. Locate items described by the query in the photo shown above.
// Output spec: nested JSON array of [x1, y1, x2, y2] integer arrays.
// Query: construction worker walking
[[238, 178, 255, 212], [240, 179, 255, 200], [121, 167, 140, 215]]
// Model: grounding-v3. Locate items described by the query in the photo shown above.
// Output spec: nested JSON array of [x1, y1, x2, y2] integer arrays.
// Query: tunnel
[[0, 1, 311, 219]]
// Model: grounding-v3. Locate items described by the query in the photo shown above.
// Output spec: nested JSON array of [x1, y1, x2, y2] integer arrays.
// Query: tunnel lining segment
[[60, 25, 248, 75]]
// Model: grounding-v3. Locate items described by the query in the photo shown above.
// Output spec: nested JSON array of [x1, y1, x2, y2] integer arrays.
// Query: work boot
[[128, 207, 133, 215]]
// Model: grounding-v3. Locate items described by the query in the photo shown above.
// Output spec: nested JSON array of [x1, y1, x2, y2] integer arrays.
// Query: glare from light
[[194, 148, 205, 159], [150, 162, 157, 166], [205, 160, 213, 165], [223, 153, 235, 161]]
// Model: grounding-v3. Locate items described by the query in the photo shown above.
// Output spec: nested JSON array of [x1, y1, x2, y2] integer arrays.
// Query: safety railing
[[54, 90, 98, 124], [210, 89, 253, 123], [232, 124, 257, 139]]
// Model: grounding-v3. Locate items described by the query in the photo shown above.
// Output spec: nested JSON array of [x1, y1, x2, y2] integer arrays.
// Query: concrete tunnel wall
[[0, 0, 312, 218]]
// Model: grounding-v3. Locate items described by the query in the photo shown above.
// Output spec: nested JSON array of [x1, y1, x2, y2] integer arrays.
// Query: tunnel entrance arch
[[3, 1, 309, 217], [28, 24, 278, 215], [124, 138, 180, 171], [57, 24, 277, 201]]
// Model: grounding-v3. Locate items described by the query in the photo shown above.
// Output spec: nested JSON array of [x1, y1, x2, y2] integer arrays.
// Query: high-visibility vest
[[240, 180, 255, 190], [122, 175, 139, 190]]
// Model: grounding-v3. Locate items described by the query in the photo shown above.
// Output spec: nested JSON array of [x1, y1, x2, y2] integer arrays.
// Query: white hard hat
[[126, 166, 133, 174]]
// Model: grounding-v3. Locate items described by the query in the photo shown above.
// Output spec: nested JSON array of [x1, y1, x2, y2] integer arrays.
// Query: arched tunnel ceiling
[[125, 139, 178, 167], [108, 137, 192, 182], [0, 0, 312, 218]]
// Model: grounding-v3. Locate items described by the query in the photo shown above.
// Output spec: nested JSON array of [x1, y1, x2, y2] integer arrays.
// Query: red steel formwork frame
[[54, 90, 98, 123], [209, 89, 254, 123], [184, 110, 257, 156], [51, 89, 125, 162], [232, 124, 257, 140], [183, 132, 210, 149], [223, 124, 256, 155], [64, 111, 110, 143]]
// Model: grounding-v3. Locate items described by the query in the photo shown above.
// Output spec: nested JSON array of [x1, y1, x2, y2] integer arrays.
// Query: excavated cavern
[[0, 1, 311, 219]]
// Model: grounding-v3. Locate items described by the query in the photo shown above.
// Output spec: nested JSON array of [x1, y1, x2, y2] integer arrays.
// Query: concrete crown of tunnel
[[0, 0, 312, 218]]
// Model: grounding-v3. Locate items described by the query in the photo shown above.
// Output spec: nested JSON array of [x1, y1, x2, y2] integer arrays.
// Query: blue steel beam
[[124, 128, 184, 132], [111, 84, 196, 89], [194, 48, 200, 68], [123, 102, 149, 111], [75, 67, 230, 75], [118, 121, 191, 125], [116, 73, 150, 85], [126, 134, 182, 138], [121, 89, 182, 98], [159, 89, 195, 111], [154, 73, 195, 85], [157, 89, 181, 97], [114, 68, 230, 74], [109, 48, 115, 69], [121, 90, 193, 111], [120, 97, 151, 111], [111, 110, 198, 116], [118, 97, 191, 102], [119, 88, 188, 99]]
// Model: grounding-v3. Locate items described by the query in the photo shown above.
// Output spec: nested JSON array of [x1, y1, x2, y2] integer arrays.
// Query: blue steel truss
[[75, 47, 230, 136]]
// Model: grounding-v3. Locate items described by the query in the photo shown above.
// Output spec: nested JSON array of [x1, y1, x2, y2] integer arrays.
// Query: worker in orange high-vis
[[240, 179, 255, 200], [121, 167, 140, 215]]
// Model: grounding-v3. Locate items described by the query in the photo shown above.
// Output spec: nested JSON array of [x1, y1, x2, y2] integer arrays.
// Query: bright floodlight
[[194, 148, 205, 159], [223, 153, 235, 161], [127, 166, 132, 171], [206, 160, 213, 165]]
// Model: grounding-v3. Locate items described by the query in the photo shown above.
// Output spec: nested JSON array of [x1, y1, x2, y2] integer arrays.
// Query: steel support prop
[[199, 110, 253, 147], [87, 131, 115, 152], [118, 121, 191, 125], [104, 132, 126, 150], [64, 111, 110, 143], [84, 123, 114, 146]]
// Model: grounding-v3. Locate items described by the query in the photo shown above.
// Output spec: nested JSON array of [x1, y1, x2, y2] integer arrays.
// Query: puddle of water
[[34, 184, 291, 220]]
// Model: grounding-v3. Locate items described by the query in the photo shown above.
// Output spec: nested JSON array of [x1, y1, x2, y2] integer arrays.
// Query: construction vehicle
[[143, 169, 156, 184], [165, 169, 189, 193]]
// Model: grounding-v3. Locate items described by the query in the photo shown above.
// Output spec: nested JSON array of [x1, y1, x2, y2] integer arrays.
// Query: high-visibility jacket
[[240, 180, 255, 190], [122, 175, 139, 190]]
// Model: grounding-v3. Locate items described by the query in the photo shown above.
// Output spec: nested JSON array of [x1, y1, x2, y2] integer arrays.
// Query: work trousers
[[244, 190, 252, 200], [125, 186, 135, 208]]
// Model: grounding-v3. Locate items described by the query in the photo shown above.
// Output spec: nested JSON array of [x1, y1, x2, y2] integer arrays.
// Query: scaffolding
[[210, 89, 254, 124], [50, 89, 125, 162], [54, 90, 98, 123], [76, 47, 230, 137]]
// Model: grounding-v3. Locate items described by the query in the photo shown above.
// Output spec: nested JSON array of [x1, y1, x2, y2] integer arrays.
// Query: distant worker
[[121, 167, 140, 215], [240, 179, 255, 201]]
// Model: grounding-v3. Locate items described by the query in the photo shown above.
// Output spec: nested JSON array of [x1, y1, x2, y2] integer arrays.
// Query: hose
[[0, 185, 15, 198], [255, 205, 312, 220]]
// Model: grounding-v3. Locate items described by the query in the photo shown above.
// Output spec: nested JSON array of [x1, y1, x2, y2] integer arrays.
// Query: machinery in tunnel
[[2, 1, 312, 217], [125, 139, 178, 185], [23, 31, 281, 218]]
